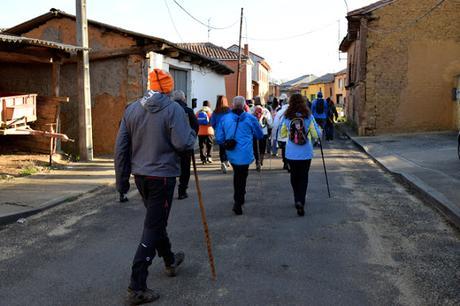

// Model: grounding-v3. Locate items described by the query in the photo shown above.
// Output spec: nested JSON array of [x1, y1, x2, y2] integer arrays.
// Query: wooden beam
[[0, 51, 52, 64], [166, 50, 180, 58]]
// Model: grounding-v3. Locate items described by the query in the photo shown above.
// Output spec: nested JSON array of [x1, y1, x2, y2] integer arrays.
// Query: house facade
[[177, 42, 252, 103], [5, 9, 232, 155], [334, 69, 347, 107], [301, 73, 335, 102], [228, 44, 271, 103], [340, 0, 460, 135]]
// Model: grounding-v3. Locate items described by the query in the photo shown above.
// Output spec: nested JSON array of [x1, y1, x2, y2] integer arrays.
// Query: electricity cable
[[242, 21, 336, 41], [172, 0, 238, 30], [164, 0, 184, 42]]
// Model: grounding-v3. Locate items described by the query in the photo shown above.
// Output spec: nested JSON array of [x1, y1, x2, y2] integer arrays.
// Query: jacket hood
[[140, 90, 172, 113], [200, 106, 212, 112]]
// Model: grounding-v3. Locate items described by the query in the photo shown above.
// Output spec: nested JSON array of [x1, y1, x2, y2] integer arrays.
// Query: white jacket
[[271, 104, 289, 143]]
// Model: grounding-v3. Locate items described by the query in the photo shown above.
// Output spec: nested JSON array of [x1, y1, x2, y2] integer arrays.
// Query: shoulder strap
[[232, 117, 240, 138]]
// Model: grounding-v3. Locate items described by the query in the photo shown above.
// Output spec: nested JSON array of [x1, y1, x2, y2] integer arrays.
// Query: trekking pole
[[191, 153, 217, 280], [318, 139, 331, 198]]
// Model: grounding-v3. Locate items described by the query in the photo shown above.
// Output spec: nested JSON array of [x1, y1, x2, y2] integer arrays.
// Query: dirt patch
[[0, 153, 69, 180]]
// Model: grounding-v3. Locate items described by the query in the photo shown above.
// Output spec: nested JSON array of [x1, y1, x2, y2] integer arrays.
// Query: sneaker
[[232, 204, 243, 215], [295, 202, 305, 217], [126, 287, 160, 305], [221, 162, 227, 174], [256, 164, 261, 172], [165, 252, 185, 277], [206, 157, 213, 163], [178, 193, 188, 200]]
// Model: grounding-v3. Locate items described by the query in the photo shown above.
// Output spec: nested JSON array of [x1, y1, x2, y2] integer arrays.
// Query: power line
[[172, 0, 238, 30], [343, 0, 349, 12], [242, 22, 336, 41], [365, 0, 447, 34], [164, 0, 184, 42]]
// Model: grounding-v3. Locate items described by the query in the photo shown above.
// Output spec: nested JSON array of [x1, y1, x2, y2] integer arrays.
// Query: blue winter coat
[[311, 98, 329, 120], [210, 109, 231, 129], [216, 111, 264, 165]]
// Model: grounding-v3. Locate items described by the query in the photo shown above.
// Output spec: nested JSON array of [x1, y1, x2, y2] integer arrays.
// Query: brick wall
[[223, 60, 248, 102]]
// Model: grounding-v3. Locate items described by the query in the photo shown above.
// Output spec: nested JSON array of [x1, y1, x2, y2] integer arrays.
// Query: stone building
[[5, 9, 232, 155], [339, 0, 460, 135]]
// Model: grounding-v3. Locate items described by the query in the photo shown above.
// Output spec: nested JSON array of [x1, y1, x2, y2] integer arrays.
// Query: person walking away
[[271, 93, 289, 171], [324, 97, 338, 141], [252, 97, 273, 171], [269, 97, 279, 156], [196, 101, 214, 164], [172, 90, 199, 200], [211, 95, 231, 173], [115, 69, 196, 304], [311, 91, 328, 131], [216, 96, 264, 215], [280, 93, 321, 216]]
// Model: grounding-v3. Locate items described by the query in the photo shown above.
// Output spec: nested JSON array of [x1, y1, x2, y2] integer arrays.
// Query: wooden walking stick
[[191, 153, 217, 280]]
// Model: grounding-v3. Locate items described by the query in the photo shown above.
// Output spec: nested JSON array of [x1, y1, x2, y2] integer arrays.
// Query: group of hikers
[[114, 69, 338, 305]]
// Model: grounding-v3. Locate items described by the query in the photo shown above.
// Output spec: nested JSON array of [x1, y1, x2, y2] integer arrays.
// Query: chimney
[[243, 44, 249, 56]]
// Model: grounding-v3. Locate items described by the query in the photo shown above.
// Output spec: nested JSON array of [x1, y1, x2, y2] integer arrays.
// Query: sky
[[1, 0, 377, 82]]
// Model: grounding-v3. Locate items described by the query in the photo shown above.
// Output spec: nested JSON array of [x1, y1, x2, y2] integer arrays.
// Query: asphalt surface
[[0, 137, 459, 306]]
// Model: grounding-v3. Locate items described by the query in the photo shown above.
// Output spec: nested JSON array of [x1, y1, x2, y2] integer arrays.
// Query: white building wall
[[246, 61, 253, 99], [147, 52, 226, 109]]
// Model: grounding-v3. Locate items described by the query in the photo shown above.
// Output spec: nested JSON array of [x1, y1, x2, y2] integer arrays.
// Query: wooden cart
[[0, 92, 73, 165]]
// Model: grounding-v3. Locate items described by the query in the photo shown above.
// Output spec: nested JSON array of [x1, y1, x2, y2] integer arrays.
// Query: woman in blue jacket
[[216, 96, 264, 215], [211, 95, 231, 173], [281, 94, 322, 216]]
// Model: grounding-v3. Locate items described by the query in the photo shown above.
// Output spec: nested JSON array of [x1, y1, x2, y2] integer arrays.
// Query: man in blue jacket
[[115, 69, 196, 304], [216, 96, 264, 215], [311, 91, 328, 130]]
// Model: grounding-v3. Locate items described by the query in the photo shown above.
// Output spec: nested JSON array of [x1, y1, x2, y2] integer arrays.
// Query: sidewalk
[[0, 158, 115, 225], [342, 128, 460, 228]]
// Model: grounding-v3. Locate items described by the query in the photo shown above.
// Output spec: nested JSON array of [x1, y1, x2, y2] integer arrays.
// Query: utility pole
[[76, 0, 93, 161], [235, 8, 244, 97]]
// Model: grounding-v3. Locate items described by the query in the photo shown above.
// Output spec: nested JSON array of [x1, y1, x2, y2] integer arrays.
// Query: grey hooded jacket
[[115, 90, 196, 193]]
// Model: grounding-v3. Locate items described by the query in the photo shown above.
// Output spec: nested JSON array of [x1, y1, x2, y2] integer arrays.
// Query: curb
[[0, 184, 112, 226], [343, 130, 460, 229]]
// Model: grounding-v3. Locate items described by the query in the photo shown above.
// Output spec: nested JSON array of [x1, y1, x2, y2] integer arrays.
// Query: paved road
[[0, 138, 459, 305]]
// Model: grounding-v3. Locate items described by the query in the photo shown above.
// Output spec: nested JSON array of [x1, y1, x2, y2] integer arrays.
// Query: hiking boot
[[295, 202, 305, 217], [178, 192, 188, 200], [221, 162, 227, 174], [165, 252, 185, 277], [233, 203, 243, 215], [125, 287, 160, 305]]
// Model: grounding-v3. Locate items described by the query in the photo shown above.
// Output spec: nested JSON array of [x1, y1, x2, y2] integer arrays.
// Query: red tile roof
[[176, 42, 247, 61]]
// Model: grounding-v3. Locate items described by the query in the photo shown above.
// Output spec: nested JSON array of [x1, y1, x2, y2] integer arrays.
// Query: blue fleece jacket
[[216, 111, 264, 165]]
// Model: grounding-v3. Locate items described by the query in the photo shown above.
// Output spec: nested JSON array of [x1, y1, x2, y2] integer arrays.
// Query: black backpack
[[289, 117, 308, 145], [316, 99, 325, 115]]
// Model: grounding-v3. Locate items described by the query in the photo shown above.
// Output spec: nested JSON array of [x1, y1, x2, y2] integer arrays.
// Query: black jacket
[[175, 99, 199, 134]]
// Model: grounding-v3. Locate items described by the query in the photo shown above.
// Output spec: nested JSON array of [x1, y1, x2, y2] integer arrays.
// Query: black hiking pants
[[198, 135, 213, 162], [231, 164, 249, 206], [130, 176, 176, 291], [287, 159, 312, 206], [218, 144, 228, 163], [178, 151, 192, 195], [278, 141, 287, 168], [253, 135, 267, 165]]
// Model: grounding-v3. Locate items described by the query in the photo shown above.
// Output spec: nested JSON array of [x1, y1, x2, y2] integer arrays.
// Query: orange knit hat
[[148, 69, 174, 93]]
